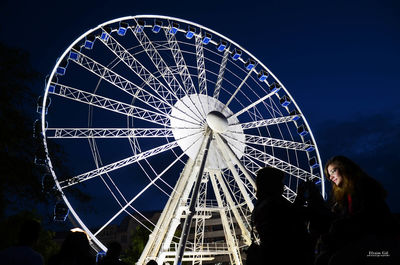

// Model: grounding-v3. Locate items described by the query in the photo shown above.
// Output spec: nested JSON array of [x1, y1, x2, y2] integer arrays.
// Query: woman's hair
[[324, 156, 368, 204]]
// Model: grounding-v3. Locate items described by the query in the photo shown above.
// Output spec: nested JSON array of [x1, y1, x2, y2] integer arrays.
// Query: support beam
[[174, 129, 213, 265]]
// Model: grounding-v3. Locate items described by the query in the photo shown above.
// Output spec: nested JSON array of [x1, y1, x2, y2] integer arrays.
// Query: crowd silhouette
[[1, 156, 399, 265]]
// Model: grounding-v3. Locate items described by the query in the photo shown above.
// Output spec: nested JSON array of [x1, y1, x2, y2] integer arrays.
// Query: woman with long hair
[[315, 155, 399, 264]]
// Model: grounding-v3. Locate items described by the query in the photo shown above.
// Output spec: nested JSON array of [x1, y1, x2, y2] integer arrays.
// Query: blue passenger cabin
[[118, 21, 129, 36], [202, 32, 212, 44], [186, 26, 195, 39], [69, 51, 79, 61], [136, 20, 145, 33], [305, 140, 315, 152], [152, 20, 163, 33], [217, 40, 228, 52], [69, 44, 81, 60], [231, 48, 242, 60], [244, 59, 255, 70], [258, 70, 268, 81], [269, 82, 281, 93], [309, 157, 319, 169], [56, 60, 68, 76], [100, 26, 111, 41], [297, 124, 309, 136], [48, 83, 55, 93], [36, 96, 51, 115], [169, 22, 179, 34], [290, 109, 300, 120], [280, 95, 291, 107], [42, 174, 54, 193], [96, 251, 107, 263], [84, 34, 95, 49], [34, 142, 47, 166], [54, 201, 69, 222]]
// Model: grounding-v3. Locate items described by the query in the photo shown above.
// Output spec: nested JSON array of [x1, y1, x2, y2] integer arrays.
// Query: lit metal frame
[[40, 15, 325, 265]]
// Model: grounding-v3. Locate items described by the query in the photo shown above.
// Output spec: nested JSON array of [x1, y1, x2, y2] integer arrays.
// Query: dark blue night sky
[[1, 0, 399, 222]]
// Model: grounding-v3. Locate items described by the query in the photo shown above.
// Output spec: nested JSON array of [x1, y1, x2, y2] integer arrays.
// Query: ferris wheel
[[38, 15, 325, 265]]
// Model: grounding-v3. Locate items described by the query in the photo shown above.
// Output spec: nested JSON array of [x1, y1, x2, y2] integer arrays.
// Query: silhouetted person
[[315, 155, 400, 265], [98, 241, 128, 265], [145, 260, 157, 265], [48, 231, 95, 265], [0, 219, 44, 265], [294, 179, 334, 256], [251, 167, 313, 265]]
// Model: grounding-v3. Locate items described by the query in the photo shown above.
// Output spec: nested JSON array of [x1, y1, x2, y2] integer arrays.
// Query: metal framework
[[39, 15, 325, 265]]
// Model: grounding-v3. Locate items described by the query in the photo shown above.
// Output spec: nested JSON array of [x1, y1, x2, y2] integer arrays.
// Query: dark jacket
[[252, 194, 313, 265]]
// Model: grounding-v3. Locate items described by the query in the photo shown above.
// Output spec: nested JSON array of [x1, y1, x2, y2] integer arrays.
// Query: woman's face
[[327, 164, 343, 187]]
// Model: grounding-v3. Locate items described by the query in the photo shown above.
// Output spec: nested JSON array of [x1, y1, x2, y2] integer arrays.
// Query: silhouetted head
[[18, 219, 41, 246], [256, 167, 284, 199], [146, 260, 158, 265], [59, 231, 90, 257], [106, 241, 122, 258]]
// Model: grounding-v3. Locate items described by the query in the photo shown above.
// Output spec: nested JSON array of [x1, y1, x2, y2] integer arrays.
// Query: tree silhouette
[[0, 42, 90, 217]]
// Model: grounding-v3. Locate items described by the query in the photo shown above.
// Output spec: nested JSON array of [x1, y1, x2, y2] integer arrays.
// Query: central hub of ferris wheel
[[169, 94, 245, 169], [206, 111, 229, 133]]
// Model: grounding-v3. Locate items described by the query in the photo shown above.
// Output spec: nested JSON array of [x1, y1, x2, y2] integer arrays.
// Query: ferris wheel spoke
[[163, 22, 196, 95], [71, 49, 172, 115], [46, 128, 176, 138], [97, 33, 203, 124], [283, 185, 297, 202], [128, 24, 207, 120], [98, 34, 176, 106], [214, 134, 255, 211], [214, 133, 256, 189], [94, 136, 201, 237], [224, 132, 314, 151], [213, 48, 230, 100], [194, 35, 208, 96], [227, 90, 276, 121], [209, 171, 244, 264], [233, 140, 314, 181], [98, 171, 156, 232], [223, 65, 256, 111], [210, 170, 252, 245], [233, 115, 301, 130], [131, 25, 186, 98], [49, 83, 197, 127], [59, 141, 180, 189]]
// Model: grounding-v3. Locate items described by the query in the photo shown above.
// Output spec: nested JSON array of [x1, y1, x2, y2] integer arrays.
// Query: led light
[[309, 157, 319, 169]]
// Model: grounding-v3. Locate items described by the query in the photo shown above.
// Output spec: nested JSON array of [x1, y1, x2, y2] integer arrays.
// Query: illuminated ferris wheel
[[38, 15, 325, 265]]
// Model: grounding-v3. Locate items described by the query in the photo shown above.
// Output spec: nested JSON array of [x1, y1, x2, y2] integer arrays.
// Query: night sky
[[1, 0, 399, 225]]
